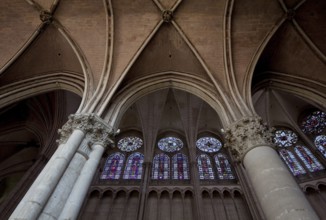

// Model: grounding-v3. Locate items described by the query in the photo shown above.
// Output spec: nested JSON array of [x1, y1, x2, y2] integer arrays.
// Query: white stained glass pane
[[100, 152, 125, 180], [172, 153, 190, 180], [315, 135, 326, 158], [279, 149, 306, 176], [118, 136, 143, 152], [123, 152, 144, 179], [158, 137, 183, 152], [274, 129, 298, 147], [197, 154, 215, 180], [295, 145, 324, 172], [196, 137, 222, 153], [214, 153, 235, 180], [152, 153, 170, 180]]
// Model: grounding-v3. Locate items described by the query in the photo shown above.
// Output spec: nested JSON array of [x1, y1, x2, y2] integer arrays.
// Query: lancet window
[[100, 136, 144, 181], [274, 127, 325, 177], [196, 136, 235, 181]]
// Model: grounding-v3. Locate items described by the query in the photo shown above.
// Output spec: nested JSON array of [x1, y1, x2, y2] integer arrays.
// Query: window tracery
[[157, 137, 183, 152], [294, 146, 324, 172], [279, 149, 306, 176], [152, 153, 170, 180], [117, 136, 143, 152], [197, 154, 215, 180], [100, 152, 125, 180], [196, 137, 222, 153], [123, 152, 144, 179], [172, 153, 189, 180], [300, 111, 326, 134], [214, 153, 235, 180]]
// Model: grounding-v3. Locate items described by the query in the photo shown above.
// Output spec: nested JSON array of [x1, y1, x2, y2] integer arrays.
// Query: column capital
[[224, 116, 275, 161], [57, 114, 118, 147]]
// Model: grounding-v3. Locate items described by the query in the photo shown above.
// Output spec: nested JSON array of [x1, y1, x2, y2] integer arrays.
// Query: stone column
[[9, 114, 93, 220], [38, 139, 91, 220], [58, 121, 114, 220], [224, 116, 318, 220]]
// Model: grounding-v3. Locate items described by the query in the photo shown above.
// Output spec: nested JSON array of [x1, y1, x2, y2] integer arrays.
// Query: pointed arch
[[197, 154, 215, 180], [152, 153, 170, 180], [100, 152, 125, 180], [123, 152, 144, 180], [214, 153, 235, 180], [172, 153, 189, 180]]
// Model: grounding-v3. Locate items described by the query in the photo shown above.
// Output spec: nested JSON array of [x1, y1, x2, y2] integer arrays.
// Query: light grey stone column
[[38, 139, 91, 220], [225, 116, 319, 220], [9, 114, 93, 220], [58, 118, 115, 220], [58, 144, 107, 220]]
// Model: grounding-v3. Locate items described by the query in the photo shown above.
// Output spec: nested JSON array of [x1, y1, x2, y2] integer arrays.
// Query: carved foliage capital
[[224, 116, 274, 161], [57, 114, 116, 147]]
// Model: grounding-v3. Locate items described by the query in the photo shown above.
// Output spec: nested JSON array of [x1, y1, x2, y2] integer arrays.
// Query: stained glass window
[[117, 136, 143, 152], [315, 135, 326, 158], [123, 152, 144, 179], [196, 137, 222, 153], [300, 111, 326, 134], [197, 154, 215, 180], [158, 137, 183, 152], [274, 129, 298, 147], [172, 153, 189, 180], [152, 153, 170, 179], [214, 153, 235, 180], [295, 145, 324, 172], [279, 149, 306, 176], [100, 152, 125, 180]]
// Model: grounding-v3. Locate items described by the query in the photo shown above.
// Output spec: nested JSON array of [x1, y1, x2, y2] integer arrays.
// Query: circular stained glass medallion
[[273, 130, 298, 147], [117, 136, 143, 152], [158, 137, 183, 152], [300, 111, 326, 134], [196, 137, 222, 153]]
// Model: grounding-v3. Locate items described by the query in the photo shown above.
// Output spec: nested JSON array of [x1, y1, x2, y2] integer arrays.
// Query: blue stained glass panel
[[300, 111, 326, 134], [158, 137, 183, 152], [123, 152, 144, 179], [295, 145, 324, 172], [100, 152, 125, 180], [172, 153, 189, 180], [274, 129, 298, 147], [279, 149, 306, 176], [118, 136, 143, 152], [152, 153, 170, 180], [196, 137, 222, 153], [214, 153, 235, 180], [315, 135, 326, 158], [197, 154, 215, 180]]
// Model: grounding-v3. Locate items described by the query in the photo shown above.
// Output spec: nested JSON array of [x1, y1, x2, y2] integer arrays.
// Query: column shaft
[[58, 144, 105, 220], [38, 152, 87, 220], [243, 146, 318, 220], [9, 129, 85, 220]]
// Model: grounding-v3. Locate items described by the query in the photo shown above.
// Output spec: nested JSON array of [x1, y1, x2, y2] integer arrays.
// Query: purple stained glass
[[279, 149, 306, 176], [315, 135, 326, 158], [295, 145, 324, 172], [152, 153, 170, 180], [197, 154, 215, 180], [100, 152, 125, 180], [123, 152, 144, 179], [158, 137, 183, 152], [196, 137, 222, 153], [274, 129, 298, 147], [300, 111, 326, 134], [172, 153, 189, 180], [118, 136, 143, 152], [214, 153, 235, 180]]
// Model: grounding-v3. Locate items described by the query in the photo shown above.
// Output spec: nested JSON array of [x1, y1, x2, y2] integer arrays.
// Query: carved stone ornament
[[224, 116, 275, 162], [57, 114, 116, 147], [162, 10, 173, 23], [40, 10, 53, 23]]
